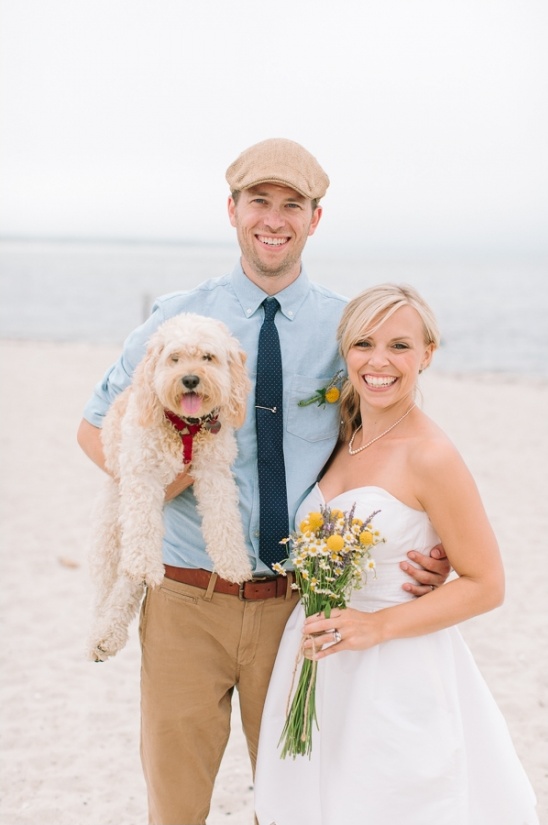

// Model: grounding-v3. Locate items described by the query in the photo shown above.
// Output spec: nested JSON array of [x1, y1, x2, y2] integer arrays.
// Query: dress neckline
[[314, 483, 426, 514]]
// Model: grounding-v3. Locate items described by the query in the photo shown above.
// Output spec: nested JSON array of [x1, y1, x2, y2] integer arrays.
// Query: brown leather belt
[[163, 565, 295, 601]]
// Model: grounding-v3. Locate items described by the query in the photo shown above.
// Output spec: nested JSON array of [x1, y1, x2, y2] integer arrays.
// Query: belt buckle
[[238, 576, 268, 600]]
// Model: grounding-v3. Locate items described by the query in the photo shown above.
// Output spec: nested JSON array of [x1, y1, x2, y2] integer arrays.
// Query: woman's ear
[[419, 343, 435, 374]]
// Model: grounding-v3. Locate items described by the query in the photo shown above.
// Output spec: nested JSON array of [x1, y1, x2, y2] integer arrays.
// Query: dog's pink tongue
[[180, 392, 202, 416]]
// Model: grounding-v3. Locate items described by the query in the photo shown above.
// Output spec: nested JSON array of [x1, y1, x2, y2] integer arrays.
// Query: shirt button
[[288, 310, 294, 317], [246, 308, 252, 316], [254, 530, 260, 538]]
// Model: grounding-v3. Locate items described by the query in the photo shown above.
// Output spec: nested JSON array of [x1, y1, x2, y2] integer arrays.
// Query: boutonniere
[[298, 369, 345, 407]]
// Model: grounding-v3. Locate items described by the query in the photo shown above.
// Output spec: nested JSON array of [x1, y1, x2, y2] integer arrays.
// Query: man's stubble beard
[[245, 238, 308, 281]]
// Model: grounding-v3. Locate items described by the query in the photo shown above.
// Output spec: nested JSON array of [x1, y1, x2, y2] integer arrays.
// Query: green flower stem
[[278, 586, 351, 759], [279, 658, 318, 759], [297, 394, 323, 407]]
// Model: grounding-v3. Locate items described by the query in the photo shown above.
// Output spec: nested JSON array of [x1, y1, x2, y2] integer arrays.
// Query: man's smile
[[256, 235, 289, 247]]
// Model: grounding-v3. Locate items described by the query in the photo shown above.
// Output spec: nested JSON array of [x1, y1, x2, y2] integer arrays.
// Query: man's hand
[[165, 473, 194, 501], [400, 544, 451, 596]]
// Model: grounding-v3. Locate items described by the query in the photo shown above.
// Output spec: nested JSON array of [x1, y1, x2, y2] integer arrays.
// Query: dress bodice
[[296, 483, 441, 610]]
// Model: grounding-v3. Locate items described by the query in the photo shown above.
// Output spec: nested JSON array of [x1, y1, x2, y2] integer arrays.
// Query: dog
[[87, 313, 252, 662]]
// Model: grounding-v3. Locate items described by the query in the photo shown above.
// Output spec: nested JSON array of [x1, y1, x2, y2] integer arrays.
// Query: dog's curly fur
[[87, 313, 252, 662]]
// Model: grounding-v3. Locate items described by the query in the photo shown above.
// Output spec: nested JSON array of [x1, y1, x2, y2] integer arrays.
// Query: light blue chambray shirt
[[83, 263, 348, 575]]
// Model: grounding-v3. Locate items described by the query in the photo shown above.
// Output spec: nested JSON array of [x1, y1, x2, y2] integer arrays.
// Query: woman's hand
[[400, 543, 451, 596], [301, 608, 381, 661]]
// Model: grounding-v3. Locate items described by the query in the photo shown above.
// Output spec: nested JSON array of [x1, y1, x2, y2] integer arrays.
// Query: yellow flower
[[326, 534, 345, 552], [307, 512, 325, 532], [359, 530, 374, 546], [298, 370, 344, 408], [330, 509, 344, 520]]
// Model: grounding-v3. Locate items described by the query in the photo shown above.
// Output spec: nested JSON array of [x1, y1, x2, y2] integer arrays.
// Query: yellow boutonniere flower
[[298, 369, 345, 408]]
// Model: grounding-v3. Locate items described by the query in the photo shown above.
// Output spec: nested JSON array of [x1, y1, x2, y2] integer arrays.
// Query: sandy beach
[[0, 339, 546, 825]]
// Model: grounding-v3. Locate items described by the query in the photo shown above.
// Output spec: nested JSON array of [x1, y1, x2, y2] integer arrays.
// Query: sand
[[0, 339, 546, 824]]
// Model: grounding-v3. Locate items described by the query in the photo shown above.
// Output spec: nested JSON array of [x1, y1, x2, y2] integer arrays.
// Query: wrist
[[374, 609, 392, 644]]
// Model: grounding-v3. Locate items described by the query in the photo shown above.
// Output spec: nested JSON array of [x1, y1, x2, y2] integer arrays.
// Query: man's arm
[[77, 419, 107, 472], [400, 544, 451, 596]]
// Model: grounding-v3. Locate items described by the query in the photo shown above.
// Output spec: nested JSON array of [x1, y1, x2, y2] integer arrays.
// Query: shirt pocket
[[285, 373, 341, 443]]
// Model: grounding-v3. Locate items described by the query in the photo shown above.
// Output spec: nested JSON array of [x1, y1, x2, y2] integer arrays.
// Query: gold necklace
[[348, 404, 416, 456]]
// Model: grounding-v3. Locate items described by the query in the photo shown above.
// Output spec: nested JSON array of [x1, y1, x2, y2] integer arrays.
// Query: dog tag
[[205, 419, 222, 434]]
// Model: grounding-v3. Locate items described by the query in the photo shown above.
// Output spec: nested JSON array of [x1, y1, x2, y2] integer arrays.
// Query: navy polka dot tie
[[255, 298, 289, 569]]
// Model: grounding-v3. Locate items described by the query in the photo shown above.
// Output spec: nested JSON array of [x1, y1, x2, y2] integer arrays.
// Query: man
[[77, 138, 449, 824]]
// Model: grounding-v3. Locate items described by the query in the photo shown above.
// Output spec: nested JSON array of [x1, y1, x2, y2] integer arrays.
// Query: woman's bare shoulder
[[409, 411, 464, 475]]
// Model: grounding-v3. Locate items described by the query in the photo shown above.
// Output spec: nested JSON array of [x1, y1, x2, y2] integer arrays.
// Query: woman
[[254, 284, 538, 825]]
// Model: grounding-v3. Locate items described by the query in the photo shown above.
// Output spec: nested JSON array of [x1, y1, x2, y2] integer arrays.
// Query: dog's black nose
[[182, 374, 200, 390]]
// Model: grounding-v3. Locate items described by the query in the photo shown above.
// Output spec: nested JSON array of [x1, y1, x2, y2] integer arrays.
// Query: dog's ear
[[226, 344, 251, 429], [132, 334, 165, 428]]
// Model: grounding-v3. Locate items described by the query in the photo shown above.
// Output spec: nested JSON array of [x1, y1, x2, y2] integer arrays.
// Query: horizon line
[[0, 234, 546, 260]]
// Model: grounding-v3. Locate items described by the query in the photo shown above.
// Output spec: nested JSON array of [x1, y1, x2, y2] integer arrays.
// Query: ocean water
[[1, 240, 547, 378]]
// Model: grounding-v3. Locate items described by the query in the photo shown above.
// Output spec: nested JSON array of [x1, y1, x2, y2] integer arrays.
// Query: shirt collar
[[231, 261, 311, 322]]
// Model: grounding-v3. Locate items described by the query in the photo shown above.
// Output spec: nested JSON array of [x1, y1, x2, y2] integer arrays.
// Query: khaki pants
[[139, 574, 298, 825]]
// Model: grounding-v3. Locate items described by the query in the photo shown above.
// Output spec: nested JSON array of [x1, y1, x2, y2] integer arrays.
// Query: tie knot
[[262, 298, 280, 321]]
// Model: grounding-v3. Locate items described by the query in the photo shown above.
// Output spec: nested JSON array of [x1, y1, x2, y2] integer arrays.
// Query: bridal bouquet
[[272, 503, 385, 759]]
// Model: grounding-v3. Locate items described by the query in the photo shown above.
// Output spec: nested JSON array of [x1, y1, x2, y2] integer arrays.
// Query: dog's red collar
[[164, 410, 221, 465]]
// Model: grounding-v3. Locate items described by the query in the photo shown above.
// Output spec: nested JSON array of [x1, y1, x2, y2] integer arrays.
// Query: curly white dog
[[87, 313, 252, 662]]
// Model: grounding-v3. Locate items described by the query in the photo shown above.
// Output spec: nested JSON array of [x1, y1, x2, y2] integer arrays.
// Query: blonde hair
[[337, 283, 441, 440]]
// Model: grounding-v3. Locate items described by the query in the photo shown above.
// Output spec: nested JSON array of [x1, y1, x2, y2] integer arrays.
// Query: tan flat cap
[[226, 138, 329, 201]]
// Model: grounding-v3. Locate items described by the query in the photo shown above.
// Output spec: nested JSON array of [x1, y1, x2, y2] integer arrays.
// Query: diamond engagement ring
[[332, 629, 342, 644]]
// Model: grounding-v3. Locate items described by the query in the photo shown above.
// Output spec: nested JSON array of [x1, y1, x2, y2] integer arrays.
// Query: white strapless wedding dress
[[254, 485, 538, 825]]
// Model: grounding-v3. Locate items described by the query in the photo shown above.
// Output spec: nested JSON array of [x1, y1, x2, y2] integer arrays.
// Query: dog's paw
[[144, 562, 166, 588], [89, 645, 110, 663], [120, 559, 164, 587], [214, 562, 254, 584], [87, 639, 117, 662], [87, 624, 129, 662]]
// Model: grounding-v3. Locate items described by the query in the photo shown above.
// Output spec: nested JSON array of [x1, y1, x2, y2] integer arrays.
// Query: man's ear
[[227, 196, 237, 227], [307, 205, 323, 237]]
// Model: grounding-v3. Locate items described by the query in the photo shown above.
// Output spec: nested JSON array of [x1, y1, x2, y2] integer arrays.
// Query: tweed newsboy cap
[[226, 138, 329, 200]]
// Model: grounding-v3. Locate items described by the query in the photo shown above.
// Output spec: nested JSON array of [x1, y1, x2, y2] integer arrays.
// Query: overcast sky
[[1, 0, 547, 255]]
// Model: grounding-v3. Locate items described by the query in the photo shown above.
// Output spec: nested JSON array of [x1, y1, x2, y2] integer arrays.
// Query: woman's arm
[[303, 439, 504, 658]]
